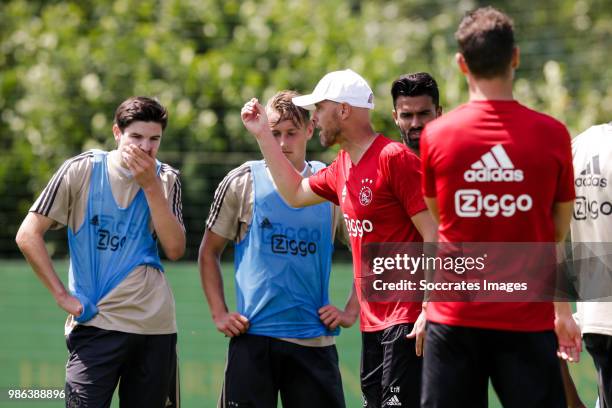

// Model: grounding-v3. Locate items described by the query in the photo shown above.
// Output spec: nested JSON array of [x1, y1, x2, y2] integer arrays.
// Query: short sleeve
[[308, 159, 340, 205], [30, 152, 92, 230], [169, 176, 185, 229], [554, 125, 576, 202], [387, 148, 428, 217], [206, 164, 251, 241], [159, 163, 185, 230]]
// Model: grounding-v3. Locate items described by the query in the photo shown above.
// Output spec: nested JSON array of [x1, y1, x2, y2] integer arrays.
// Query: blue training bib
[[234, 160, 338, 338], [67, 150, 163, 323]]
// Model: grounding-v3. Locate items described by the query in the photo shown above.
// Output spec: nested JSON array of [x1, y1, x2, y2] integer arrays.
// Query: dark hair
[[114, 96, 168, 131], [265, 90, 310, 129], [455, 7, 515, 78], [391, 72, 440, 108]]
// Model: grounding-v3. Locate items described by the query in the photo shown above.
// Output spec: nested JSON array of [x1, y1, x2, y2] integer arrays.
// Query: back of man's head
[[266, 90, 310, 129], [114, 96, 168, 132], [391, 72, 440, 108], [455, 7, 515, 79]]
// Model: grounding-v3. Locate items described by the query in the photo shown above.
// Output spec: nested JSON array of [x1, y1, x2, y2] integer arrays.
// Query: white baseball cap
[[292, 69, 375, 111]]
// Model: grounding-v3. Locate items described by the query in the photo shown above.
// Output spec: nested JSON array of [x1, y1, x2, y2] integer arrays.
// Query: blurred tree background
[[1, 0, 611, 258]]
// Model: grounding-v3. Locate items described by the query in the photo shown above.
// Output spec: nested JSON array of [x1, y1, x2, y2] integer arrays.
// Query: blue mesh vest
[[67, 150, 163, 323], [234, 160, 338, 338]]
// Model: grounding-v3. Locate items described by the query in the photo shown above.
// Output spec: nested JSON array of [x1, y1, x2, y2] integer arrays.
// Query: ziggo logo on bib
[[455, 189, 533, 218], [343, 214, 374, 237]]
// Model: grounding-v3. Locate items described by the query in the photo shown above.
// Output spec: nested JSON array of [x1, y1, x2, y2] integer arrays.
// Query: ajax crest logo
[[359, 178, 374, 206]]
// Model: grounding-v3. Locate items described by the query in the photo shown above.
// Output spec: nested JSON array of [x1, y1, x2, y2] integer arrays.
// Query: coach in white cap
[[241, 69, 437, 408], [292, 69, 375, 110], [289, 69, 376, 150]]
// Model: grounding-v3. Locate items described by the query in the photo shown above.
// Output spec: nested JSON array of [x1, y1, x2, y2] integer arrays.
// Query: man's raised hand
[[241, 98, 271, 139]]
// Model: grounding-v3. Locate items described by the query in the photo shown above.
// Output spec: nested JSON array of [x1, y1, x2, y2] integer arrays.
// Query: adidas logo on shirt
[[260, 217, 273, 229], [464, 144, 524, 182], [456, 144, 533, 218], [386, 395, 402, 406], [575, 155, 607, 188]]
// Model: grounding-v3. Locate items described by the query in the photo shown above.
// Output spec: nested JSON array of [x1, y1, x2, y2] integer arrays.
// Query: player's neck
[[108, 150, 141, 186], [467, 75, 514, 101], [109, 150, 130, 171], [291, 159, 307, 173], [340, 127, 378, 165]]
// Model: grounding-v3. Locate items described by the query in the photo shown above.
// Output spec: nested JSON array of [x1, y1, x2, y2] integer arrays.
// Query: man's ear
[[339, 102, 352, 120], [456, 52, 469, 75], [305, 120, 314, 140], [392, 109, 398, 124], [511, 46, 520, 70], [436, 106, 443, 117], [112, 124, 122, 144]]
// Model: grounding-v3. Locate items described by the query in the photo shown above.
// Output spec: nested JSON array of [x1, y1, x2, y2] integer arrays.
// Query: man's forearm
[[16, 226, 69, 301], [255, 130, 305, 205], [143, 180, 186, 260], [16, 213, 83, 316], [199, 251, 229, 318], [554, 301, 573, 317], [344, 284, 360, 317]]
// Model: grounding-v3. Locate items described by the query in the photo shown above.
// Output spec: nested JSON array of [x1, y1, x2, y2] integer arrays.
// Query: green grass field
[[0, 260, 600, 407]]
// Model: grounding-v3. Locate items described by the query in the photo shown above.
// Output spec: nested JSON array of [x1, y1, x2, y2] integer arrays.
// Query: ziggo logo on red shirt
[[455, 189, 533, 218], [343, 214, 374, 237]]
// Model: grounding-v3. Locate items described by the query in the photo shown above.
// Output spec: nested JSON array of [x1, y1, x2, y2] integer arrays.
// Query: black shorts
[[64, 325, 179, 408], [584, 333, 612, 408], [421, 322, 565, 408], [219, 334, 345, 408], [360, 323, 422, 408]]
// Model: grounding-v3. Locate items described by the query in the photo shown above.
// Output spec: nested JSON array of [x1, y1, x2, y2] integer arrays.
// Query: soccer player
[[15, 97, 184, 407], [241, 70, 437, 408], [199, 90, 358, 408], [571, 122, 612, 408], [391, 72, 442, 156], [420, 7, 581, 407]]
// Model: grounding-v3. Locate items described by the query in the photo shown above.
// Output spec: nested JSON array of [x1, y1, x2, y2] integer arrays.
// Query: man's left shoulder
[[518, 104, 569, 134], [158, 162, 180, 184], [159, 161, 180, 176]]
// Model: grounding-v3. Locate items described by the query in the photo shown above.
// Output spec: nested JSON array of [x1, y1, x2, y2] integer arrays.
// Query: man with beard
[[391, 73, 442, 156], [241, 69, 437, 408]]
